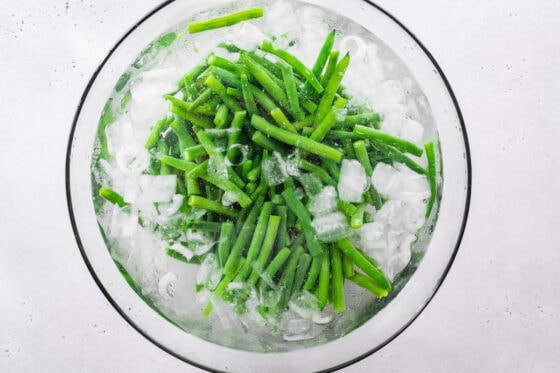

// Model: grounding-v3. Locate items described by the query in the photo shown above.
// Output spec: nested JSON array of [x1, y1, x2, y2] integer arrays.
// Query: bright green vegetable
[[188, 7, 264, 34]]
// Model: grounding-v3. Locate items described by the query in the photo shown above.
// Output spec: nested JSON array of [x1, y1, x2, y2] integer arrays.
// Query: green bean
[[371, 141, 427, 175], [217, 42, 241, 53], [183, 145, 206, 161], [248, 215, 281, 284], [188, 7, 264, 34], [167, 119, 195, 150], [303, 252, 323, 291], [198, 170, 252, 208], [208, 54, 244, 76], [278, 62, 305, 121], [271, 245, 303, 315], [226, 87, 242, 98], [242, 52, 290, 111], [336, 112, 380, 129], [353, 125, 423, 157], [202, 258, 245, 317], [160, 155, 196, 172], [251, 115, 343, 162], [223, 195, 265, 276], [314, 52, 350, 126], [167, 98, 213, 129], [316, 247, 330, 310], [187, 195, 237, 217], [348, 272, 387, 298], [330, 245, 345, 312], [251, 131, 288, 155], [217, 222, 235, 268], [187, 88, 214, 112], [213, 104, 230, 128], [235, 201, 272, 281], [302, 99, 317, 114], [310, 97, 346, 142], [270, 107, 297, 134], [300, 30, 336, 100], [292, 115, 314, 131], [337, 238, 391, 295], [240, 73, 258, 115], [353, 140, 382, 209], [350, 203, 366, 229], [227, 111, 247, 148], [319, 50, 339, 87], [424, 141, 437, 218], [281, 187, 322, 257], [99, 187, 127, 207], [204, 75, 243, 112], [261, 40, 323, 94], [275, 205, 288, 250], [292, 253, 312, 293], [342, 255, 355, 278], [299, 160, 336, 186], [261, 247, 292, 287], [145, 117, 171, 149]]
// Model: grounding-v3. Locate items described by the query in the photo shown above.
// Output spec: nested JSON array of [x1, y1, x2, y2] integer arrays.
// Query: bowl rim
[[65, 0, 472, 371]]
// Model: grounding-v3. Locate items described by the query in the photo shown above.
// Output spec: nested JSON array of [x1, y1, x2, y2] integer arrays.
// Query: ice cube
[[371, 163, 402, 198], [402, 200, 427, 232], [311, 212, 350, 242], [369, 80, 407, 116], [207, 157, 228, 181], [230, 22, 266, 51], [383, 245, 412, 281], [158, 272, 177, 299], [167, 241, 194, 261], [262, 152, 288, 186], [340, 35, 368, 62], [308, 186, 338, 217], [138, 174, 176, 202], [115, 144, 150, 175], [398, 166, 431, 202], [355, 222, 386, 251], [289, 290, 321, 320], [338, 159, 367, 203], [286, 150, 301, 177], [221, 190, 239, 207], [130, 69, 178, 133], [196, 253, 222, 291], [110, 205, 138, 238], [375, 200, 406, 229], [282, 318, 313, 342], [400, 118, 425, 145], [185, 229, 216, 256]]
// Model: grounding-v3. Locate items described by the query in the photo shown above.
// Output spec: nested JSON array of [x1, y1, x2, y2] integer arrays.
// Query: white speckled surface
[[1, 0, 559, 372]]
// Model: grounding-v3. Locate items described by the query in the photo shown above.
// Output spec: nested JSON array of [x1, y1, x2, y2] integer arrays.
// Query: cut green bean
[[350, 203, 366, 229], [198, 170, 252, 208], [371, 141, 427, 175], [251, 115, 343, 162], [223, 196, 264, 275], [316, 247, 330, 310], [99, 187, 127, 207], [348, 272, 387, 298], [236, 202, 273, 281], [261, 40, 323, 94], [292, 253, 312, 293], [240, 73, 258, 115], [187, 195, 237, 217], [160, 155, 196, 172], [204, 75, 243, 112], [183, 144, 207, 161], [228, 111, 247, 148], [353, 140, 382, 209], [270, 107, 297, 134], [337, 238, 391, 295], [248, 215, 281, 284], [145, 117, 171, 149], [425, 141, 437, 218], [342, 255, 355, 278], [261, 247, 292, 287], [217, 222, 235, 268], [271, 245, 303, 316], [319, 50, 339, 87], [278, 62, 305, 121], [281, 187, 322, 257], [242, 52, 290, 111], [202, 258, 245, 317], [330, 245, 345, 312], [353, 125, 423, 157], [188, 7, 264, 34], [314, 52, 350, 126], [251, 131, 288, 155], [208, 54, 244, 76], [336, 112, 380, 129], [301, 30, 336, 99], [213, 104, 230, 128]]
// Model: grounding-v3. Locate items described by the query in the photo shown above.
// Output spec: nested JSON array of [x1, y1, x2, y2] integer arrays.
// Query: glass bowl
[[66, 0, 470, 371]]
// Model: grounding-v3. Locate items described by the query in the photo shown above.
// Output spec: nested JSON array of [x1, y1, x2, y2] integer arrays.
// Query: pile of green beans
[[99, 7, 439, 324]]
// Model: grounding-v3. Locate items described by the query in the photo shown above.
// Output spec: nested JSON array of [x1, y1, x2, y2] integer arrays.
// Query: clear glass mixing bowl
[[66, 0, 470, 371]]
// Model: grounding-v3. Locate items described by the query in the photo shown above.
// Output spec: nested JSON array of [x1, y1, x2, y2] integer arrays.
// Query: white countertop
[[1, 0, 559, 371]]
